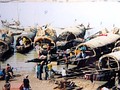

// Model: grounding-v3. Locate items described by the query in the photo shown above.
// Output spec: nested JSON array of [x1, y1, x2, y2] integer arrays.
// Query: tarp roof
[[77, 33, 120, 49], [99, 51, 120, 62]]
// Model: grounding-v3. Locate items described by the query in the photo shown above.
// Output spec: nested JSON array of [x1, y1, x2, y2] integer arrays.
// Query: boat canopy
[[112, 47, 120, 52], [77, 33, 120, 49], [34, 36, 55, 46], [98, 51, 120, 70]]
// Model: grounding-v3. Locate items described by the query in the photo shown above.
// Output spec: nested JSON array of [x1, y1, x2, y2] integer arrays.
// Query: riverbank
[[0, 62, 106, 90], [0, 72, 106, 90]]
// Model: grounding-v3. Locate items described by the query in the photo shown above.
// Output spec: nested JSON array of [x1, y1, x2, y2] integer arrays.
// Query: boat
[[57, 24, 93, 41], [34, 26, 57, 55], [98, 51, 120, 71], [56, 38, 84, 50], [71, 33, 120, 67], [0, 30, 14, 60], [56, 24, 92, 50], [1, 20, 24, 31], [15, 28, 37, 53]]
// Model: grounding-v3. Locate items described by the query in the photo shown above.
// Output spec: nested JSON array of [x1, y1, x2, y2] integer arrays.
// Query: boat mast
[[16, 2, 20, 26]]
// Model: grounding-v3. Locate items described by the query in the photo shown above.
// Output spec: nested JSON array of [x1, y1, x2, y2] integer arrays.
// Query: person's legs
[[23, 88, 29, 90], [39, 72, 42, 80], [48, 71, 51, 79], [37, 72, 39, 78], [45, 72, 48, 80]]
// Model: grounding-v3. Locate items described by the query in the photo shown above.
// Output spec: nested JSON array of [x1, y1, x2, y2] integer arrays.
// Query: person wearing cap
[[23, 75, 30, 90]]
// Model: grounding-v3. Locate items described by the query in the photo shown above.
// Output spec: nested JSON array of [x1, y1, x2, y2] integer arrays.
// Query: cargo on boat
[[72, 33, 120, 67]]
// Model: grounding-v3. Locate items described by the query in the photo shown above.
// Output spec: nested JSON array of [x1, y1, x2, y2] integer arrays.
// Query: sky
[[0, 2, 120, 36]]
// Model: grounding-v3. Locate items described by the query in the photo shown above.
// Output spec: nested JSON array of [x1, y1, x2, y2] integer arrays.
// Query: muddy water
[[0, 49, 76, 73], [0, 49, 37, 72]]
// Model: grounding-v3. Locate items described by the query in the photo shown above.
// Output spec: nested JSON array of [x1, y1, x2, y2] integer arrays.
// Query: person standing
[[64, 56, 69, 69], [35, 63, 39, 78], [47, 51, 51, 64], [23, 75, 30, 90], [47, 62, 53, 79], [90, 73, 94, 83], [37, 63, 42, 80], [62, 68, 67, 77], [44, 64, 48, 80]]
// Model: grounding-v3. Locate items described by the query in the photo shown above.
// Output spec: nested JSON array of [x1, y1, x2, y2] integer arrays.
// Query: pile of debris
[[54, 79, 83, 90]]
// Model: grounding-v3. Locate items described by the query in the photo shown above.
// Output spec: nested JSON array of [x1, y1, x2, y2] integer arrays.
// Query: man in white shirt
[[62, 68, 66, 77]]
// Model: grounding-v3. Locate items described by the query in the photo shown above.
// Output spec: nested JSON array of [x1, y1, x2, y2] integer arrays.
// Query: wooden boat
[[57, 24, 92, 41], [1, 20, 24, 31], [16, 28, 37, 53], [56, 24, 92, 51], [98, 51, 120, 71], [0, 31, 14, 60], [34, 26, 57, 55], [72, 33, 120, 67], [56, 38, 84, 50]]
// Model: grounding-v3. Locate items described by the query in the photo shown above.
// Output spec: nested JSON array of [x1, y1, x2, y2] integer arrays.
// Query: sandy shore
[[0, 62, 107, 90], [0, 72, 106, 90]]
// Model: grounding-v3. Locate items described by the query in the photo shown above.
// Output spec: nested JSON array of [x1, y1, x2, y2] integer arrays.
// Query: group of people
[[2, 64, 31, 90], [0, 64, 14, 90], [35, 61, 54, 80]]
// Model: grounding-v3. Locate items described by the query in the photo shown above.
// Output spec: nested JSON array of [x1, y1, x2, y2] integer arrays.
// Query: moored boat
[[71, 33, 120, 67], [34, 26, 57, 55], [57, 24, 92, 41], [0, 30, 14, 60], [16, 28, 37, 53], [98, 51, 120, 71], [1, 20, 24, 31]]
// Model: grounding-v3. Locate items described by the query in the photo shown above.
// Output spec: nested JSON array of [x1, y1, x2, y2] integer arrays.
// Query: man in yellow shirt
[[47, 63, 52, 79], [22, 37, 27, 46]]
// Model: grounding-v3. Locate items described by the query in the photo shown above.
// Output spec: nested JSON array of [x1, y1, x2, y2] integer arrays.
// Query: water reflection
[[1, 49, 37, 72], [0, 48, 76, 73]]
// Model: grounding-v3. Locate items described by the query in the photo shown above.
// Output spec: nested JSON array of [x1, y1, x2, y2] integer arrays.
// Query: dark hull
[[16, 30, 37, 53], [0, 35, 14, 61], [16, 44, 33, 53]]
